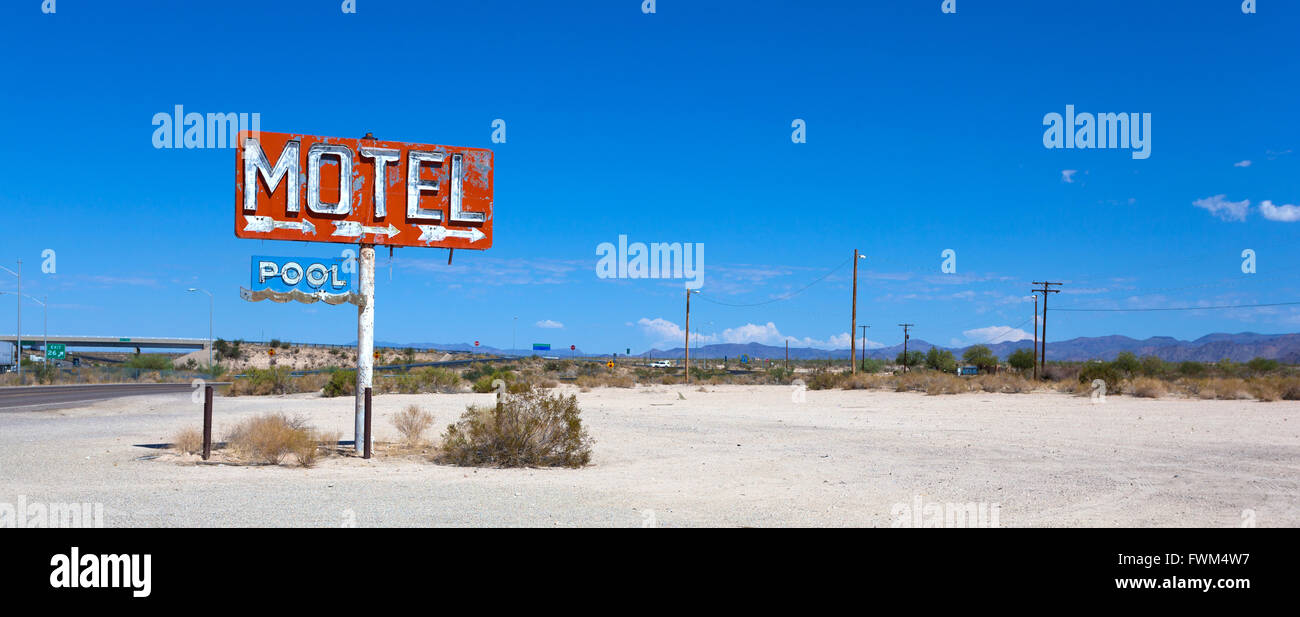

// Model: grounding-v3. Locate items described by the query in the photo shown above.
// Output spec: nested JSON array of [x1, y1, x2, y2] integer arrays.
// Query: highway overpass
[[1, 335, 209, 352]]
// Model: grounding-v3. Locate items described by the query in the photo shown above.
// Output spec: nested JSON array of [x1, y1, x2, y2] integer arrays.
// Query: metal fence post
[[202, 385, 213, 460], [363, 386, 373, 459]]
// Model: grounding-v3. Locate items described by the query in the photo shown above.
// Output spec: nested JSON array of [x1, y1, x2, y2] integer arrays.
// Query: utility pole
[[851, 249, 859, 374], [785, 339, 789, 368], [859, 325, 870, 371], [685, 289, 698, 383], [1031, 281, 1062, 375], [898, 323, 914, 373], [1029, 296, 1040, 381]]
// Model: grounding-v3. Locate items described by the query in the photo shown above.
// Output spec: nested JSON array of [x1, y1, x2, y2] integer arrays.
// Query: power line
[[1055, 300, 1300, 312], [695, 256, 852, 307]]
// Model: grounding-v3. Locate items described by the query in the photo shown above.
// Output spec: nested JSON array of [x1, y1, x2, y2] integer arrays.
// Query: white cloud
[[535, 319, 564, 329], [958, 325, 1032, 346], [1259, 200, 1300, 222], [1192, 194, 1250, 222], [636, 318, 883, 349], [1060, 169, 1077, 183], [1234, 160, 1252, 167]]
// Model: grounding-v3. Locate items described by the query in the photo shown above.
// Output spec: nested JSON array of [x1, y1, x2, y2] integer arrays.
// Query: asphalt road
[[0, 383, 227, 413]]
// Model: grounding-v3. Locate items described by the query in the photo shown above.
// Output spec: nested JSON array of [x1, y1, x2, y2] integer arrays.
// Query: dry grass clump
[[225, 413, 318, 466], [974, 373, 1032, 393], [807, 370, 849, 390], [842, 373, 888, 390], [1248, 381, 1281, 402], [381, 367, 463, 394], [171, 427, 204, 455], [923, 372, 970, 395], [226, 367, 292, 396], [1251, 375, 1300, 401], [392, 405, 434, 446], [1128, 377, 1169, 398], [1188, 378, 1252, 400], [293, 431, 322, 467], [893, 372, 927, 392], [317, 430, 342, 454], [1055, 380, 1092, 396], [575, 373, 635, 388], [437, 388, 593, 468]]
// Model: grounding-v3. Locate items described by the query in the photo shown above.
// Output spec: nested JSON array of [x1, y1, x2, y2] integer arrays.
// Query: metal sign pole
[[356, 244, 376, 455]]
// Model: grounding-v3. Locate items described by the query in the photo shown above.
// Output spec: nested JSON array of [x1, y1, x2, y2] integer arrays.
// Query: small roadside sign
[[251, 255, 350, 294], [533, 343, 551, 351], [47, 344, 66, 360]]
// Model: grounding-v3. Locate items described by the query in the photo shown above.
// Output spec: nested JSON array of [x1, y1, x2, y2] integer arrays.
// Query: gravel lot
[[1, 384, 1296, 527]]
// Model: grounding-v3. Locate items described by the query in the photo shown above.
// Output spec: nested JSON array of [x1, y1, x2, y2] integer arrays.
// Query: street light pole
[[188, 288, 214, 369], [0, 289, 44, 374], [1, 261, 20, 382]]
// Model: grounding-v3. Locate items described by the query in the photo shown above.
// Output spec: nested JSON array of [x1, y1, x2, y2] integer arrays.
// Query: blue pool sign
[[251, 255, 351, 294]]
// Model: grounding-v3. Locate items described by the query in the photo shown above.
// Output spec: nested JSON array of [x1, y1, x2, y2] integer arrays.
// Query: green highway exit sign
[[47, 344, 66, 360]]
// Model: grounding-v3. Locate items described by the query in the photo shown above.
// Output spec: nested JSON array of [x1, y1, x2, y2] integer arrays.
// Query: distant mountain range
[[373, 332, 1300, 364]]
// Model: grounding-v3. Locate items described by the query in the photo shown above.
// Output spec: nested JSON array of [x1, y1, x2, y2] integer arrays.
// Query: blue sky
[[1, 0, 1298, 355]]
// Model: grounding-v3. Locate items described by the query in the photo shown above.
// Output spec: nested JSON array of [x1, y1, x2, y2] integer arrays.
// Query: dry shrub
[[1129, 377, 1168, 398], [392, 405, 434, 446], [923, 372, 969, 395], [973, 373, 1031, 393], [293, 430, 321, 467], [1249, 381, 1281, 402], [1211, 378, 1252, 400], [893, 372, 927, 392], [172, 427, 203, 455], [297, 373, 330, 393], [840, 373, 878, 390], [381, 367, 463, 394], [227, 367, 294, 396], [1056, 380, 1091, 396], [318, 430, 342, 455], [225, 413, 314, 465], [437, 388, 593, 468], [575, 374, 635, 389], [807, 371, 849, 390], [1263, 376, 1300, 400]]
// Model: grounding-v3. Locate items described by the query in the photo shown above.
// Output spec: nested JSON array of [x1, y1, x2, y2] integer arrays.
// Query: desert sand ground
[[1, 385, 1296, 527]]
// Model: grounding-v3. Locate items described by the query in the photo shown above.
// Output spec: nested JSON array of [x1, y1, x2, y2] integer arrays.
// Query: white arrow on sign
[[332, 221, 400, 238], [417, 225, 486, 243], [244, 215, 316, 235]]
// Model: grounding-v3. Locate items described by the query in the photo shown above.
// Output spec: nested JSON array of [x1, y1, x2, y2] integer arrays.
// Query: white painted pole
[[16, 260, 21, 383], [356, 244, 376, 454]]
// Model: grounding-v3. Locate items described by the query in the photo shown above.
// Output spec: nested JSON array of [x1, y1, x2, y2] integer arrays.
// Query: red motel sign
[[236, 131, 493, 249]]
